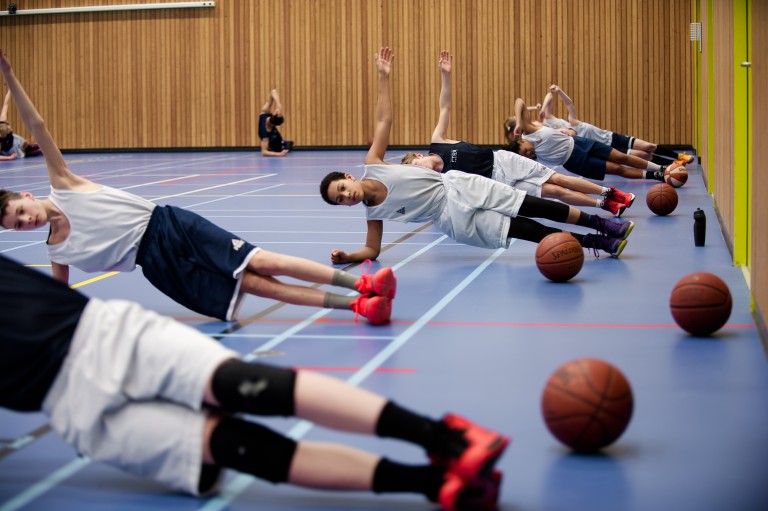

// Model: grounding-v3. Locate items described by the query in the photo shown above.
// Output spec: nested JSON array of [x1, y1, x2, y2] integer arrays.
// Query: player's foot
[[355, 260, 397, 298], [582, 234, 627, 258], [600, 199, 626, 218], [350, 294, 392, 325], [677, 153, 694, 164], [437, 470, 502, 511], [591, 217, 634, 240], [607, 187, 635, 208], [431, 414, 510, 482], [653, 168, 666, 182]]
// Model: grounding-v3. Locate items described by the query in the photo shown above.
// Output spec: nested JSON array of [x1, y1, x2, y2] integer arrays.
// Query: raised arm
[[551, 84, 581, 125], [0, 50, 90, 190], [1, 89, 9, 122], [431, 50, 458, 143], [513, 98, 539, 136], [365, 47, 394, 165]]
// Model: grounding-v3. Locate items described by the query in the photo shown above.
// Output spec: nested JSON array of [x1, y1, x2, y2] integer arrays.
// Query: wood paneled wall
[[0, 0, 693, 150]]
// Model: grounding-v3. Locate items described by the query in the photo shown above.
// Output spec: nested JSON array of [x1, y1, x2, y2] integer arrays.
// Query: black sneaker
[[591, 217, 634, 240], [582, 234, 627, 258], [653, 168, 666, 181]]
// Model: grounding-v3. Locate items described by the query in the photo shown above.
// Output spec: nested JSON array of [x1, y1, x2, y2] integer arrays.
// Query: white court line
[[200, 246, 508, 511], [0, 235, 451, 510]]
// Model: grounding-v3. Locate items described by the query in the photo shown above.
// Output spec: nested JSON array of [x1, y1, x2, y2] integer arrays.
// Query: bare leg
[[632, 138, 658, 153], [608, 149, 656, 171], [248, 249, 338, 283], [629, 148, 652, 160], [288, 441, 379, 490], [547, 172, 605, 195], [294, 371, 387, 433], [201, 415, 378, 490], [241, 271, 328, 306], [604, 161, 646, 179], [540, 182, 598, 207]]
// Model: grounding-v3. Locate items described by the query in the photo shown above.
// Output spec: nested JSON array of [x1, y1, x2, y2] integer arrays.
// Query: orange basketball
[[535, 232, 584, 282], [542, 358, 634, 452], [646, 183, 678, 216], [664, 163, 688, 188], [670, 272, 732, 335]]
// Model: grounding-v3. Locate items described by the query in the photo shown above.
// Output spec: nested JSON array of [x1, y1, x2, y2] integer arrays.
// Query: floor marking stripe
[[198, 246, 507, 511]]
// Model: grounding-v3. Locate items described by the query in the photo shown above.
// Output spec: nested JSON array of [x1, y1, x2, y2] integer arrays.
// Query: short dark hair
[[506, 139, 521, 154], [0, 189, 22, 224], [319, 171, 346, 205], [269, 114, 285, 126]]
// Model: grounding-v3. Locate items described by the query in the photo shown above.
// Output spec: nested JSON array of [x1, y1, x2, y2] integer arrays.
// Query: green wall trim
[[733, 0, 750, 266]]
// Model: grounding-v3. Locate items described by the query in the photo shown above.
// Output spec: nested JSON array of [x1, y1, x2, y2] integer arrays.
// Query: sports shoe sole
[[611, 239, 628, 258], [621, 221, 635, 240]]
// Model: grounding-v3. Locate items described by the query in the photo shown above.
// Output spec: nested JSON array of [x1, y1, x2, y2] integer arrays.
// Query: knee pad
[[209, 417, 297, 483], [211, 360, 296, 416]]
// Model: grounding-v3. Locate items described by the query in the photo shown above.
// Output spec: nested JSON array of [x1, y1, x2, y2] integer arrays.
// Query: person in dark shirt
[[258, 89, 294, 156], [0, 252, 508, 511], [400, 51, 634, 218], [1, 89, 42, 160]]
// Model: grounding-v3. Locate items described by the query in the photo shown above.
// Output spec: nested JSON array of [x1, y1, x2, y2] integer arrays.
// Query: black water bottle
[[694, 208, 706, 246]]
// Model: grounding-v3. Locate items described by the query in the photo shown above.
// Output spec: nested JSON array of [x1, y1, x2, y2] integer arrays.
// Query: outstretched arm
[[1, 89, 9, 122], [51, 261, 70, 284], [0, 50, 91, 190], [551, 84, 580, 125], [331, 219, 384, 263], [365, 47, 394, 165], [431, 50, 458, 144]]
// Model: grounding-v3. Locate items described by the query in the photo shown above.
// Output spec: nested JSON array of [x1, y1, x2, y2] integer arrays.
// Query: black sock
[[654, 146, 679, 159], [375, 401, 444, 451], [576, 211, 594, 228], [651, 154, 674, 165], [372, 458, 445, 501]]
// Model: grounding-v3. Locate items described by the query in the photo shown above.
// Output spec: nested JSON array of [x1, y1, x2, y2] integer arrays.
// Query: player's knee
[[211, 359, 297, 416]]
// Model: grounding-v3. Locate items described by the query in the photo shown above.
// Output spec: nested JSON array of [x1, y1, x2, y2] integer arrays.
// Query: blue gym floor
[[1, 150, 766, 511]]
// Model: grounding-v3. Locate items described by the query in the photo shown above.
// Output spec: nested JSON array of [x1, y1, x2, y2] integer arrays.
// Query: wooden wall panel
[[752, 0, 768, 332], [712, 0, 735, 237], [0, 0, 693, 150]]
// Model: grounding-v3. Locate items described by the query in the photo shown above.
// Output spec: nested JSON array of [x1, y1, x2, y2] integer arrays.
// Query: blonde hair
[[401, 152, 417, 164], [0, 123, 11, 138]]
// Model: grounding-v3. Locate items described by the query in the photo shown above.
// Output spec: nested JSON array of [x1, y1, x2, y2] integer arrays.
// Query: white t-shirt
[[47, 186, 156, 272], [523, 126, 575, 168]]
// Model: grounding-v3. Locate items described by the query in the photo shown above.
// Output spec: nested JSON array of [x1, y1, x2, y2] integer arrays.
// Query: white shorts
[[492, 150, 555, 198], [42, 299, 239, 495], [436, 171, 526, 249]]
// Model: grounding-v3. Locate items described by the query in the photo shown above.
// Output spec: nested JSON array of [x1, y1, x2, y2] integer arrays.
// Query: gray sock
[[331, 269, 359, 290], [323, 292, 354, 310]]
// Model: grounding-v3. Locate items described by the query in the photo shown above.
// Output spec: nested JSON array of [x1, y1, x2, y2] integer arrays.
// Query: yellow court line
[[71, 272, 120, 289], [23, 264, 119, 288]]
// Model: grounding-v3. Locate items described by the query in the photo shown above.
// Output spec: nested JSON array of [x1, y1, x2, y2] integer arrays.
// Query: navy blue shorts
[[136, 206, 258, 321], [610, 132, 633, 152], [563, 137, 612, 180]]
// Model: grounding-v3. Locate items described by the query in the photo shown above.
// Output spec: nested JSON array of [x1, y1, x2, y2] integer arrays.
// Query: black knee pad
[[211, 360, 296, 416], [518, 195, 570, 222], [209, 417, 297, 483]]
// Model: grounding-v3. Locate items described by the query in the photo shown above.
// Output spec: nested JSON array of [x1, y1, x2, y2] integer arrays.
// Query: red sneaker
[[437, 470, 502, 511], [600, 199, 626, 218], [349, 294, 391, 325], [434, 414, 510, 482], [355, 260, 397, 298], [608, 187, 636, 208]]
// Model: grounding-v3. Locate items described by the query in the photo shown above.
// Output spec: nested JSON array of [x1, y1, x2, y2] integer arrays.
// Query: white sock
[[601, 187, 610, 196], [646, 162, 662, 171]]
